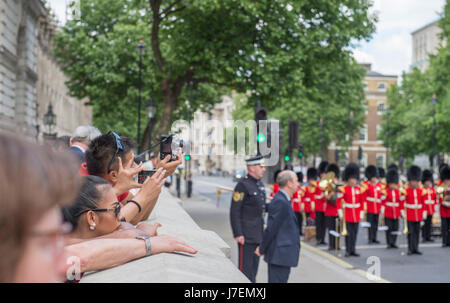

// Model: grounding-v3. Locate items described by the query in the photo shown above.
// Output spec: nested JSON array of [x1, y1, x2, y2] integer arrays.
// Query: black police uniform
[[230, 173, 266, 283]]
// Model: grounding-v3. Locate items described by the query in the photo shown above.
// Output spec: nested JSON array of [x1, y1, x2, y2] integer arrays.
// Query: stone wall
[[81, 188, 249, 283]]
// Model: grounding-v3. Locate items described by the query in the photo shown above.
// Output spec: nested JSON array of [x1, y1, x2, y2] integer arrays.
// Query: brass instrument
[[319, 171, 337, 195], [341, 208, 348, 236], [437, 186, 445, 197], [402, 210, 408, 234]]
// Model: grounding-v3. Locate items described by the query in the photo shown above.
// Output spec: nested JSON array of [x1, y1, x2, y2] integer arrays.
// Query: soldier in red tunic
[[380, 169, 404, 248], [291, 171, 304, 236], [339, 163, 364, 257], [421, 169, 437, 243], [302, 168, 318, 223], [438, 165, 450, 247], [315, 161, 329, 246], [324, 163, 341, 251], [362, 165, 382, 244], [404, 165, 425, 255]]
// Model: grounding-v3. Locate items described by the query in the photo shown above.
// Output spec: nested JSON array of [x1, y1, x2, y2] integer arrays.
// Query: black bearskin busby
[[344, 163, 360, 181], [296, 171, 304, 184], [307, 167, 318, 181], [441, 165, 450, 181], [318, 161, 329, 176], [386, 169, 399, 184], [387, 164, 399, 172], [365, 165, 379, 180], [378, 167, 386, 179], [407, 165, 422, 181], [421, 169, 433, 184], [326, 163, 340, 179]]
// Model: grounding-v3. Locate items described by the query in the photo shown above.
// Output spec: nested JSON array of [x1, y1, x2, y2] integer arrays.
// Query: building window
[[377, 102, 386, 114], [363, 81, 368, 92], [376, 153, 386, 168], [359, 125, 368, 142], [378, 82, 387, 92]]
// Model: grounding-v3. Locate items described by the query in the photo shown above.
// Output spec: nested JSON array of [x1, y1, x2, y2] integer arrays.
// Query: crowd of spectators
[[0, 126, 197, 283]]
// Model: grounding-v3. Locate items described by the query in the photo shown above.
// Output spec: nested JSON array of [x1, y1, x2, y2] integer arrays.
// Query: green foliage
[[380, 1, 450, 163], [55, 0, 376, 149]]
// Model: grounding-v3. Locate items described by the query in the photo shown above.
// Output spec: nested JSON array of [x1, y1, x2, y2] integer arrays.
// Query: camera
[[160, 134, 183, 162], [138, 169, 157, 184]]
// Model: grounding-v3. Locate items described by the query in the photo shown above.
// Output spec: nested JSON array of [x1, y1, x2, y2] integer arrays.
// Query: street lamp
[[349, 110, 354, 162], [145, 96, 156, 152], [386, 106, 390, 167], [431, 94, 437, 171], [43, 103, 57, 139], [136, 39, 146, 153], [319, 117, 324, 160]]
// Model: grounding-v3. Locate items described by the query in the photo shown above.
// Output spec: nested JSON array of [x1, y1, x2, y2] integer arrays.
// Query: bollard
[[216, 188, 222, 208]]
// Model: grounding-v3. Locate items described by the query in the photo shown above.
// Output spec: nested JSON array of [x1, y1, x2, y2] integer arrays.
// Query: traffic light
[[184, 154, 191, 161], [298, 143, 304, 158], [284, 149, 291, 163], [358, 146, 363, 161], [288, 121, 299, 151]]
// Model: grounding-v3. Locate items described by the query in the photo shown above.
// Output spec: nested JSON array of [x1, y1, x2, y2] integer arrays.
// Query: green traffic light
[[284, 155, 290, 162], [256, 133, 266, 143], [184, 155, 191, 161], [298, 152, 303, 158]]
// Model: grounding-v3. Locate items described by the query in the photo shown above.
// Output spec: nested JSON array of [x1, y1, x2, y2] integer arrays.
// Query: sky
[[48, 0, 447, 79]]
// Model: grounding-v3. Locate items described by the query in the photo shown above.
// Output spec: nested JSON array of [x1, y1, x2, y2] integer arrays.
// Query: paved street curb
[[301, 241, 391, 283]]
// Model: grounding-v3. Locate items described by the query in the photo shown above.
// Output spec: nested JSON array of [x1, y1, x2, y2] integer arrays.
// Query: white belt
[[405, 204, 422, 209], [344, 203, 360, 208], [305, 198, 311, 201], [386, 202, 399, 207], [315, 194, 324, 199], [366, 197, 381, 203], [424, 200, 435, 205]]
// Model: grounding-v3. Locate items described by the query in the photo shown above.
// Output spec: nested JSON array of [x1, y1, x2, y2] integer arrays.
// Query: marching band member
[[302, 168, 318, 224], [421, 169, 437, 243], [339, 163, 364, 257], [404, 165, 425, 255], [438, 165, 450, 247], [315, 162, 329, 246], [362, 165, 382, 244], [324, 163, 341, 251], [380, 169, 405, 249], [291, 171, 304, 236]]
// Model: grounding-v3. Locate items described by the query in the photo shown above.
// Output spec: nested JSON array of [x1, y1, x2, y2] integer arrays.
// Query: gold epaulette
[[339, 186, 346, 193], [381, 189, 387, 196]]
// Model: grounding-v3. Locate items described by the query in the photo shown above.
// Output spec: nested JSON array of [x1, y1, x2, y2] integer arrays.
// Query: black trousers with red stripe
[[238, 243, 259, 283]]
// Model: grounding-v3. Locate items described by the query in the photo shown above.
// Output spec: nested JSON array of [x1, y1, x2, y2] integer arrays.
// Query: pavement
[[175, 175, 450, 283]]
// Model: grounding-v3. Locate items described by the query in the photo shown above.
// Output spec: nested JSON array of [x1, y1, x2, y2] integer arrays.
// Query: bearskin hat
[[440, 163, 449, 179], [407, 165, 422, 181], [387, 164, 399, 172], [365, 165, 379, 180], [421, 169, 433, 184], [441, 166, 450, 181], [378, 167, 386, 179], [326, 163, 340, 179], [318, 161, 329, 175], [296, 171, 304, 184], [307, 167, 318, 180], [386, 169, 399, 184], [343, 163, 360, 181], [273, 169, 281, 183]]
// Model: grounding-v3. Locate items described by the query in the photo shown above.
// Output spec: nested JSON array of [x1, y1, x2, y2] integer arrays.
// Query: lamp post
[[145, 95, 156, 153], [43, 103, 57, 140], [136, 39, 146, 153], [431, 94, 437, 171], [349, 110, 354, 162], [319, 117, 324, 160]]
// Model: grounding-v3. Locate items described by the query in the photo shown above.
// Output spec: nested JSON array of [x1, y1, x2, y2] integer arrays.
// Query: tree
[[55, 0, 376, 150]]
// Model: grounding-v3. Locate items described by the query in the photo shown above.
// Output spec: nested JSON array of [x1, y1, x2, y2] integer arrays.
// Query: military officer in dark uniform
[[230, 155, 267, 283]]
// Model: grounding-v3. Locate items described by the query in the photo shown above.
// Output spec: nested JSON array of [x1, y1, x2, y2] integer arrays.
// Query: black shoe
[[391, 244, 398, 249], [320, 241, 327, 245], [344, 252, 351, 257], [373, 240, 380, 244], [351, 252, 360, 257], [407, 251, 414, 256], [414, 251, 423, 255]]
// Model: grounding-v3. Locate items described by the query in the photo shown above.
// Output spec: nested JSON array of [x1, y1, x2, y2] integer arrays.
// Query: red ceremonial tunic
[[337, 185, 363, 223], [270, 183, 280, 199], [314, 180, 326, 212], [291, 188, 302, 213], [439, 185, 450, 218], [422, 187, 437, 216], [381, 188, 404, 219], [404, 187, 425, 222], [302, 185, 316, 219], [362, 181, 382, 214], [325, 188, 341, 217]]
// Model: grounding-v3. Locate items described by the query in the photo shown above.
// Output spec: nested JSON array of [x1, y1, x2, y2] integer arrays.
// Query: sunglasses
[[75, 202, 121, 219], [106, 131, 124, 172]]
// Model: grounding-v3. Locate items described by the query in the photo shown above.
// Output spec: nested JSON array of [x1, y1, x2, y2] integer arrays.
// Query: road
[[173, 175, 450, 283]]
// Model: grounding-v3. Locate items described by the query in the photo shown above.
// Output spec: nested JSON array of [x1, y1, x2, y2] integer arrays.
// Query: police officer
[[230, 155, 267, 283]]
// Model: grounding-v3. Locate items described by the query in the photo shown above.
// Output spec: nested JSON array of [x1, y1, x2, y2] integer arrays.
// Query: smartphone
[[138, 169, 157, 184], [160, 135, 174, 161]]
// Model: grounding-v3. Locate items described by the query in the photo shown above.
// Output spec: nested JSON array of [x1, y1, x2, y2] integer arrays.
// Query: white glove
[[360, 211, 365, 220], [338, 209, 343, 219], [422, 211, 427, 221], [401, 210, 406, 218]]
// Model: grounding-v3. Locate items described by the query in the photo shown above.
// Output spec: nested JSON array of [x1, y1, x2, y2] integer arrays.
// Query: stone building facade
[[327, 63, 398, 169], [0, 0, 91, 142], [411, 19, 443, 73]]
